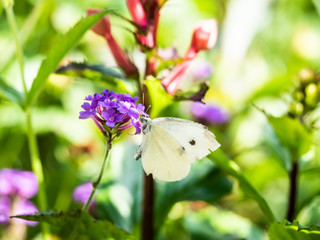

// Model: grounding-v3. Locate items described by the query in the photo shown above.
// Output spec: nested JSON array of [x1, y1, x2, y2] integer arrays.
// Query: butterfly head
[[140, 116, 152, 134]]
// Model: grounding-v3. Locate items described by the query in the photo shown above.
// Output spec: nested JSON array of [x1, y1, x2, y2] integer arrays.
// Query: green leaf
[[56, 62, 125, 80], [312, 0, 320, 16], [12, 210, 135, 240], [0, 76, 23, 105], [268, 220, 320, 240], [144, 77, 173, 118], [55, 62, 133, 93], [209, 149, 275, 223], [249, 74, 291, 101], [183, 206, 266, 240], [155, 159, 232, 230], [26, 10, 111, 107], [267, 115, 312, 157]]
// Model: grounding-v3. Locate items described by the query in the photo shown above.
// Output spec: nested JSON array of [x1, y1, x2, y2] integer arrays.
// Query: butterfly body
[[135, 117, 220, 182]]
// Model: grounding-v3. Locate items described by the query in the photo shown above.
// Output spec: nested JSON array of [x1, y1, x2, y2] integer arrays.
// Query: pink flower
[[162, 19, 217, 94], [126, 0, 148, 28], [185, 19, 218, 59], [87, 9, 138, 77], [12, 199, 38, 226], [87, 9, 111, 37], [134, 7, 161, 49], [161, 60, 193, 95]]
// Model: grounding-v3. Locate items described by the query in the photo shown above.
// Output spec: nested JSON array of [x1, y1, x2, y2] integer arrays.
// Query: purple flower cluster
[[191, 102, 230, 125], [72, 182, 93, 205], [0, 168, 38, 226], [72, 182, 96, 214], [79, 90, 147, 134]]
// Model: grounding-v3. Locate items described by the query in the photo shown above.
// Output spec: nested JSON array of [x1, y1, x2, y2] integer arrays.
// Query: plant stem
[[286, 161, 299, 221], [138, 76, 154, 240], [83, 140, 112, 213], [25, 110, 46, 208], [3, 1, 50, 239], [4, 2, 28, 94], [69, 141, 112, 240], [25, 108, 50, 239], [0, 0, 46, 72], [142, 174, 154, 240]]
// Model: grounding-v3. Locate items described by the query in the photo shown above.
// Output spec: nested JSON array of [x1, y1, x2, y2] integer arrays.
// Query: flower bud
[[87, 9, 138, 76], [288, 101, 304, 116], [293, 90, 304, 101], [126, 0, 148, 28], [298, 68, 314, 85], [185, 19, 218, 59], [305, 83, 318, 107], [87, 9, 111, 37], [161, 60, 193, 95]]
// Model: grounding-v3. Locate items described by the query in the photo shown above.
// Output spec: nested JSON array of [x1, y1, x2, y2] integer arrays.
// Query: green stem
[[25, 108, 50, 238], [0, 0, 47, 72], [3, 1, 50, 238], [69, 141, 112, 240], [4, 2, 27, 94], [83, 140, 112, 213]]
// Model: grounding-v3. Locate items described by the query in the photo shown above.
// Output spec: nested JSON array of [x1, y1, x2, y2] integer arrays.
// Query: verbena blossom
[[0, 168, 38, 198], [0, 196, 10, 223], [12, 199, 38, 226], [79, 90, 148, 135], [72, 182, 93, 205], [191, 102, 230, 125], [0, 168, 38, 226], [72, 182, 96, 215]]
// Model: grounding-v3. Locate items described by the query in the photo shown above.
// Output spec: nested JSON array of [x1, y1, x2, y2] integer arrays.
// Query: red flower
[[185, 19, 218, 59], [126, 0, 148, 28], [162, 19, 217, 94], [87, 9, 138, 77]]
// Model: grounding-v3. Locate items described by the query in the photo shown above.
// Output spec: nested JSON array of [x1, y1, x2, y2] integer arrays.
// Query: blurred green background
[[1, 0, 320, 239]]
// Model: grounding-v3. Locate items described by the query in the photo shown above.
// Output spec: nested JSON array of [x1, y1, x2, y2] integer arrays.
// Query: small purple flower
[[191, 102, 229, 125], [12, 199, 38, 226], [0, 169, 39, 226], [0, 196, 10, 224], [72, 182, 93, 205], [79, 90, 148, 134], [0, 169, 38, 199], [191, 61, 213, 80]]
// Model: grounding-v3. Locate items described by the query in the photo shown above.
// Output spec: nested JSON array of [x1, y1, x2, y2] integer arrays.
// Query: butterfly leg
[[134, 144, 142, 160]]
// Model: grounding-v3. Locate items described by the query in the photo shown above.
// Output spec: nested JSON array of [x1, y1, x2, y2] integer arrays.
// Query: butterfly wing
[[140, 125, 191, 182], [151, 117, 220, 163]]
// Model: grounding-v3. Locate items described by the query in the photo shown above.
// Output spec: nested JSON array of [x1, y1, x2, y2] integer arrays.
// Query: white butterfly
[[135, 116, 220, 182]]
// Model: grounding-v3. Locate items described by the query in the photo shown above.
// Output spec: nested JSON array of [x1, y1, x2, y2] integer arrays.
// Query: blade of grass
[[209, 149, 275, 223], [0, 0, 50, 72], [2, 0, 50, 238], [26, 9, 111, 107]]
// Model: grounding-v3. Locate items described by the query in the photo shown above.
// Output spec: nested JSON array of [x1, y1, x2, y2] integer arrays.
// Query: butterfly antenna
[[142, 92, 145, 106], [145, 105, 151, 114]]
